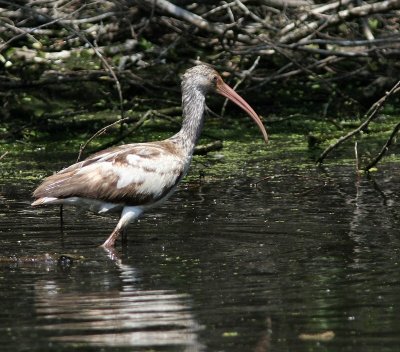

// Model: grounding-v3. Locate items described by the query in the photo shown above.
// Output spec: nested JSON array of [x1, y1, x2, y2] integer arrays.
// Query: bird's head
[[182, 64, 268, 143], [182, 64, 221, 95]]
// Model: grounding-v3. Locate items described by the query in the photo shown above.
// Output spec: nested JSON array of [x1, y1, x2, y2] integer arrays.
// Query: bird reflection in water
[[34, 249, 204, 350]]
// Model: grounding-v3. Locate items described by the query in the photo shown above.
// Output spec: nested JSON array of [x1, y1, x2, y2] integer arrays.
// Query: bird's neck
[[172, 87, 206, 154]]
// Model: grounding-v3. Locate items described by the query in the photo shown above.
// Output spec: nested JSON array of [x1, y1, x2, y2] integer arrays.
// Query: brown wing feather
[[33, 141, 186, 206]]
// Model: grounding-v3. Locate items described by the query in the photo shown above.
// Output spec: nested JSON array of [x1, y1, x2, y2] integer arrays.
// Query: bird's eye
[[212, 75, 218, 83]]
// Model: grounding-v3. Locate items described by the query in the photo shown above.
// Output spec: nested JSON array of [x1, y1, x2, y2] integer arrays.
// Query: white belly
[[35, 196, 124, 214]]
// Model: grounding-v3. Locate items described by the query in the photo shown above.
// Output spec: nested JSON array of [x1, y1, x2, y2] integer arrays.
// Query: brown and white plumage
[[32, 64, 268, 248]]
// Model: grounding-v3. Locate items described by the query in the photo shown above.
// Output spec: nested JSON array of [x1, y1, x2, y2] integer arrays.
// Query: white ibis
[[32, 64, 268, 248]]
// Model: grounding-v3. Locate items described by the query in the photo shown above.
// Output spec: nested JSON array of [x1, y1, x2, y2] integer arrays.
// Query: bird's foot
[[101, 238, 116, 249], [101, 227, 122, 249], [121, 228, 128, 246]]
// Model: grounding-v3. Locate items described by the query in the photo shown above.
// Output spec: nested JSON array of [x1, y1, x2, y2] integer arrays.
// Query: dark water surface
[[1, 152, 400, 351]]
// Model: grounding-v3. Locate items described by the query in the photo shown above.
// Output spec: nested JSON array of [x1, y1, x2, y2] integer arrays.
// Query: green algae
[[1, 110, 399, 182]]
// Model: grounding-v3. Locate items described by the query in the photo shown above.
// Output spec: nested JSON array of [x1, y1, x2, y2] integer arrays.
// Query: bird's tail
[[31, 197, 59, 206]]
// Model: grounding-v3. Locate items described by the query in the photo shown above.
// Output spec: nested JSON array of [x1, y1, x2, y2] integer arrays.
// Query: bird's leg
[[102, 226, 122, 249], [121, 228, 128, 247], [101, 206, 143, 248], [59, 205, 64, 227], [59, 205, 65, 248]]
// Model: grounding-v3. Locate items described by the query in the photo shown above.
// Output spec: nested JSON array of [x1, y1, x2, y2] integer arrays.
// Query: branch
[[0, 70, 114, 89], [316, 80, 400, 164], [82, 106, 182, 156], [221, 56, 260, 117], [287, 36, 400, 48], [262, 0, 314, 8], [76, 116, 131, 162], [0, 0, 125, 121], [364, 122, 400, 171], [280, 0, 400, 43], [194, 140, 223, 155], [0, 151, 9, 161], [280, 0, 353, 36], [138, 0, 225, 35]]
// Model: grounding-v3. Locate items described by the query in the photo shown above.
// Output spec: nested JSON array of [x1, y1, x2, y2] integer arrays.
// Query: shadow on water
[[0, 153, 400, 351]]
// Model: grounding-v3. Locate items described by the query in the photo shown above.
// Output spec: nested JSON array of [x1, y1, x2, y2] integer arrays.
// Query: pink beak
[[216, 78, 268, 143]]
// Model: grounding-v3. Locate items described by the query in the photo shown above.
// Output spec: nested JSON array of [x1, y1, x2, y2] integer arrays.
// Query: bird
[[32, 64, 268, 248]]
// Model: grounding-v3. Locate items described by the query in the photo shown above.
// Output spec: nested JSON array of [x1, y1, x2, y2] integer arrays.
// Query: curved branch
[[316, 80, 400, 164], [364, 122, 400, 171], [76, 116, 131, 162]]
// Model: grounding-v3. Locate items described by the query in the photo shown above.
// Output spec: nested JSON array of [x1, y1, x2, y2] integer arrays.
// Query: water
[[1, 153, 400, 351]]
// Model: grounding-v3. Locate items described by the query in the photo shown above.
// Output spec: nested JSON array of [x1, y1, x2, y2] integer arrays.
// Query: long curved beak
[[216, 78, 268, 143]]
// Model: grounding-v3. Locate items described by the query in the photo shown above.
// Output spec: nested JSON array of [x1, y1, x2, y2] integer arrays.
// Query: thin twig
[[0, 151, 9, 161], [87, 110, 155, 155], [76, 117, 130, 162], [221, 56, 260, 117]]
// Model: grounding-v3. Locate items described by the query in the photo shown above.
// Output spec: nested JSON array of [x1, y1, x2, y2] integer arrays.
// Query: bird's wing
[[33, 141, 186, 205]]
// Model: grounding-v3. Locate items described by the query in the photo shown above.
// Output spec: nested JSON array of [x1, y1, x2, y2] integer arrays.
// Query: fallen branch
[[364, 122, 400, 171], [0, 70, 114, 89], [8, 39, 138, 63], [279, 0, 353, 35], [194, 140, 223, 155], [286, 36, 400, 48], [316, 80, 400, 164], [280, 0, 400, 43], [139, 0, 225, 35]]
